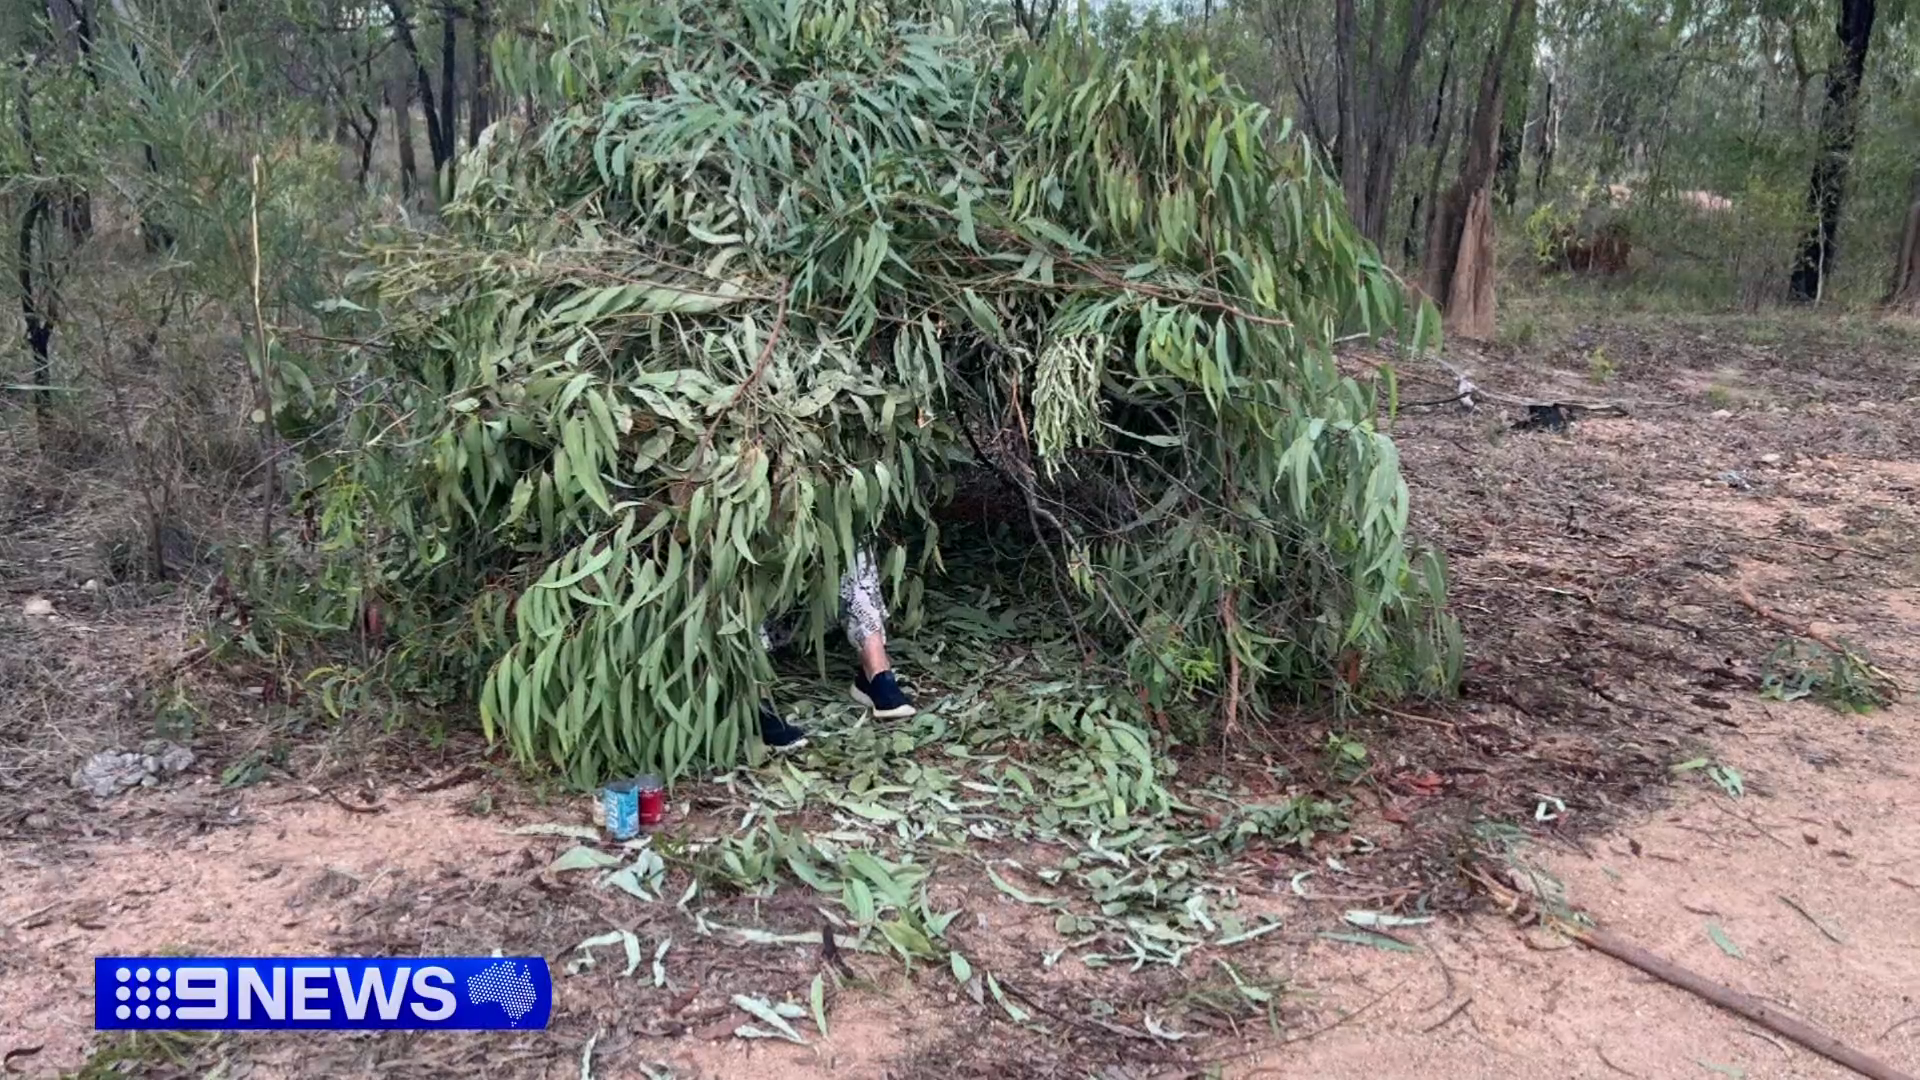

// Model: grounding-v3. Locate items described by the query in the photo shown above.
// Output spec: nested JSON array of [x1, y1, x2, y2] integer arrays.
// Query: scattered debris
[[1670, 758, 1744, 799], [1512, 401, 1632, 432], [1737, 585, 1904, 694], [69, 741, 196, 799], [1758, 638, 1899, 713]]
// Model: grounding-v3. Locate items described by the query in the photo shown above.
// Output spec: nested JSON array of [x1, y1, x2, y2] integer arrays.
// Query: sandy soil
[[1246, 690, 1920, 1080]]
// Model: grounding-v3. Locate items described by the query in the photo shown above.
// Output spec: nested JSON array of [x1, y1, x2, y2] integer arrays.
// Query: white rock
[[1710, 409, 1733, 420], [22, 597, 54, 617], [82, 578, 102, 592], [1759, 453, 1783, 466]]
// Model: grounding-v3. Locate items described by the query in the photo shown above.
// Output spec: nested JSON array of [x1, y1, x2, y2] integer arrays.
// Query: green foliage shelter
[[297, 0, 1461, 787]]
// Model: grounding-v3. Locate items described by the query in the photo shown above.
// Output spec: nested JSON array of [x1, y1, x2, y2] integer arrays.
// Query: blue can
[[601, 779, 640, 840]]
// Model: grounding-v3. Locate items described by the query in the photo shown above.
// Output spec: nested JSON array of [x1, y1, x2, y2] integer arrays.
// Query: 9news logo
[[96, 957, 553, 1031]]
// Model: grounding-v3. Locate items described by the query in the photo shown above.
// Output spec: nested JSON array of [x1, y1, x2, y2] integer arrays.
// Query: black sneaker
[[849, 671, 916, 720], [758, 701, 808, 752]]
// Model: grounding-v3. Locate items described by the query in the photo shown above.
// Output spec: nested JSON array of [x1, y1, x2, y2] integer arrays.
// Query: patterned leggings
[[759, 549, 887, 653]]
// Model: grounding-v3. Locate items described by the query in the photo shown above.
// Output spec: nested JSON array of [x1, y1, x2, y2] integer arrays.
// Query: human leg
[[841, 549, 915, 719], [756, 613, 807, 751]]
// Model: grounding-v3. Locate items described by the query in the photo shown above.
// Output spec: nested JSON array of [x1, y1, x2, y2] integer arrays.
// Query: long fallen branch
[[1570, 925, 1916, 1080], [1470, 865, 1914, 1080]]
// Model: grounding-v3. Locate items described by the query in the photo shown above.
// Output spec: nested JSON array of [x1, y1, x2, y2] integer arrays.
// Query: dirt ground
[[3, 307, 1917, 1079]]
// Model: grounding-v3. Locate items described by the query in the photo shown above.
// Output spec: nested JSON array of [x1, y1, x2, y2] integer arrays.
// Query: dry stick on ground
[[1374, 703, 1458, 731], [156, 644, 213, 677], [328, 789, 386, 814], [1421, 996, 1473, 1034], [1596, 1046, 1640, 1076], [1570, 925, 1917, 1080], [1884, 1015, 1920, 1041], [410, 764, 483, 793], [1470, 867, 1913, 1080]]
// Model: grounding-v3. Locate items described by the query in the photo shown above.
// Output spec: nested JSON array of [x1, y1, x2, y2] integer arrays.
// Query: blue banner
[[95, 957, 553, 1031]]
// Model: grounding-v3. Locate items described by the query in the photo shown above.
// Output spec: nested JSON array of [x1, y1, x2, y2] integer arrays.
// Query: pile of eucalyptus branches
[[287, 0, 1461, 787]]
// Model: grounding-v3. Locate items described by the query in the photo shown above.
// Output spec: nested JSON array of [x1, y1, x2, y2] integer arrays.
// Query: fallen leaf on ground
[[732, 994, 807, 1044], [1345, 910, 1433, 929], [1319, 930, 1417, 953]]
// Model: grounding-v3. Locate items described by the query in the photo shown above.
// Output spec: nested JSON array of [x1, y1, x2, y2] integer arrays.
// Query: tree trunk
[[387, 0, 448, 171], [1445, 187, 1496, 337], [437, 1, 458, 176], [15, 72, 55, 421], [1331, 0, 1444, 248], [1423, 0, 1529, 339], [46, 0, 96, 242], [468, 0, 493, 146], [1404, 27, 1458, 266], [1533, 72, 1557, 194], [1009, 0, 1063, 42], [20, 195, 55, 421], [1788, 0, 1877, 303], [392, 76, 420, 201], [352, 103, 380, 189], [1495, 22, 1533, 211], [1332, 0, 1358, 186], [1412, 57, 1462, 269], [1358, 0, 1442, 245], [1890, 166, 1920, 309], [1270, 3, 1332, 158]]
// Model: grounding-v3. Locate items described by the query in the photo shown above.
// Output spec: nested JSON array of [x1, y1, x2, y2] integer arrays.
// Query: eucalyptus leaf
[[731, 995, 807, 1044], [551, 846, 624, 873], [1705, 922, 1744, 959], [810, 974, 829, 1036]]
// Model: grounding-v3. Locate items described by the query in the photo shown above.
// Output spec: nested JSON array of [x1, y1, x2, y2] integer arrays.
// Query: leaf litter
[[526, 588, 1389, 1050]]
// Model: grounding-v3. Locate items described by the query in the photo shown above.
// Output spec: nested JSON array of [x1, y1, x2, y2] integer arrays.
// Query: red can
[[636, 774, 665, 828]]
